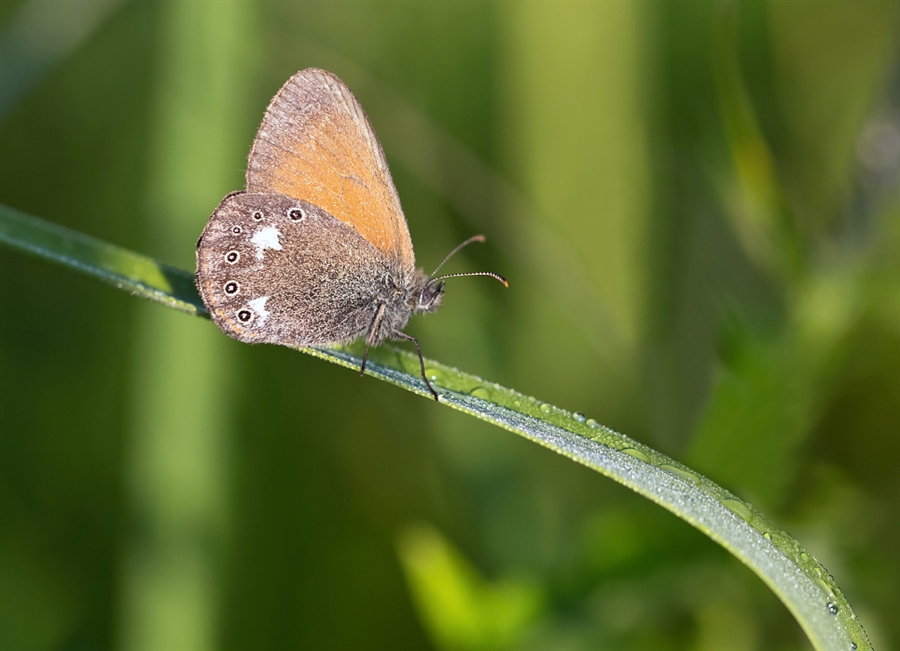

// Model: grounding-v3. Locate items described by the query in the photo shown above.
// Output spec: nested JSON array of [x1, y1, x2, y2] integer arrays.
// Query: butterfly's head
[[416, 278, 445, 315]]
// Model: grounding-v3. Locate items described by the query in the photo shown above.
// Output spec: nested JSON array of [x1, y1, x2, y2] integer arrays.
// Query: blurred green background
[[1, 1, 897, 650]]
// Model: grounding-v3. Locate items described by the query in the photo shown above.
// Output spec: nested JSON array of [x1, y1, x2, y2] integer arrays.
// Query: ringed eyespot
[[288, 208, 305, 221], [252, 210, 263, 221], [231, 225, 242, 235], [237, 309, 252, 322], [225, 251, 240, 264], [224, 281, 239, 295]]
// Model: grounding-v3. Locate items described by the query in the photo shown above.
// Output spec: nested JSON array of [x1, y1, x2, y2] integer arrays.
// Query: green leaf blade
[[0, 205, 871, 651], [0, 204, 204, 316]]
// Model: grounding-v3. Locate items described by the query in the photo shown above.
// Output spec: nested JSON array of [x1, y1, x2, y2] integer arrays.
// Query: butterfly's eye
[[231, 225, 243, 235], [252, 211, 263, 221], [237, 309, 252, 322], [224, 281, 239, 295], [288, 208, 305, 221], [225, 251, 240, 264]]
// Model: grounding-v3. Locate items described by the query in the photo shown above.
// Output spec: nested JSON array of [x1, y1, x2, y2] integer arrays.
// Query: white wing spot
[[248, 296, 270, 325], [251, 226, 282, 259]]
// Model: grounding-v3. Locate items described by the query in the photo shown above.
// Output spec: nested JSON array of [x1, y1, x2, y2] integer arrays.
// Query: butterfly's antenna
[[428, 271, 508, 287], [424, 235, 508, 291], [428, 234, 486, 279]]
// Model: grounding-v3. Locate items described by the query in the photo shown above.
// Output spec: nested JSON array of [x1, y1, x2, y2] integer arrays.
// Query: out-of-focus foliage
[[1, 2, 896, 650]]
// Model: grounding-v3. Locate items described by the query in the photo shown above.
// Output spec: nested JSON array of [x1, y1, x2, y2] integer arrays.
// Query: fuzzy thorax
[[371, 268, 444, 346]]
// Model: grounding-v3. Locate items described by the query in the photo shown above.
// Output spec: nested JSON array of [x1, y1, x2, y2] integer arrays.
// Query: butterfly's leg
[[392, 330, 439, 401], [361, 303, 386, 377]]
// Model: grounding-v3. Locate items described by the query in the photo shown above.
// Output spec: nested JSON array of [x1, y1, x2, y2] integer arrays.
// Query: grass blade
[[0, 204, 203, 315], [1, 204, 871, 651]]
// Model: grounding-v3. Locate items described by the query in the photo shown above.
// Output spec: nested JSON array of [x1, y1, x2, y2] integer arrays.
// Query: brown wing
[[245, 68, 415, 270], [196, 192, 397, 347]]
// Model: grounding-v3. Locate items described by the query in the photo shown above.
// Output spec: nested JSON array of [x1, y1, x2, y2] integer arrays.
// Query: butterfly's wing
[[196, 192, 393, 347], [245, 68, 415, 271]]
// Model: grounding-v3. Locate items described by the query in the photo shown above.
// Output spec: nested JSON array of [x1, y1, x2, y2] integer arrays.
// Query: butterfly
[[195, 68, 506, 400]]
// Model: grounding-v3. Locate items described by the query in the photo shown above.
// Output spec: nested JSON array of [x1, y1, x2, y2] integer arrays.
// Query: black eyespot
[[225, 251, 239, 264], [237, 309, 252, 322], [288, 208, 304, 221], [224, 281, 239, 295], [252, 211, 263, 221], [231, 225, 242, 235]]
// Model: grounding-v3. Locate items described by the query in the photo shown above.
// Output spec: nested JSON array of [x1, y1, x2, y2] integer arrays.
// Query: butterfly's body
[[196, 68, 500, 399]]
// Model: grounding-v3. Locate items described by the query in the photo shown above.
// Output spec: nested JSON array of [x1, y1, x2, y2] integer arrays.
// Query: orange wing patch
[[245, 68, 414, 270]]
